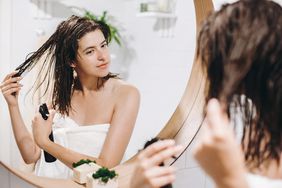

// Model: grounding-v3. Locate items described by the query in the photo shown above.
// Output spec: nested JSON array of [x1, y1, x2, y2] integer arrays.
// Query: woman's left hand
[[32, 109, 56, 148], [193, 99, 248, 188]]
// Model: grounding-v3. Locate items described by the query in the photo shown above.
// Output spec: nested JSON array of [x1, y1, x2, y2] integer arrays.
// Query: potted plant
[[84, 10, 122, 46], [86, 167, 118, 188], [69, 6, 122, 46]]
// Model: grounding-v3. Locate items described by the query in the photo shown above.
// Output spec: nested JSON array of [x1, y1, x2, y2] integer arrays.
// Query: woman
[[194, 0, 282, 187], [0, 15, 140, 178]]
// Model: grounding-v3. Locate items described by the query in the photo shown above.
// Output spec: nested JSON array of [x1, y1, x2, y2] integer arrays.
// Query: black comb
[[11, 66, 26, 96]]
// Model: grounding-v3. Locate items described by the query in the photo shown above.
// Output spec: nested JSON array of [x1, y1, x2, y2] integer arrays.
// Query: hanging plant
[[84, 10, 122, 46]]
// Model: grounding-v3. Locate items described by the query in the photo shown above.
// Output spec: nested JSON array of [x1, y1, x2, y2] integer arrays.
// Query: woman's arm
[[0, 72, 41, 164], [98, 84, 140, 167], [32, 84, 140, 169], [32, 110, 99, 169]]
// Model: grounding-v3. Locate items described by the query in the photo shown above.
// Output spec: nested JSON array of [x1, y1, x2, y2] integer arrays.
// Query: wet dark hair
[[15, 15, 118, 115], [197, 0, 282, 168]]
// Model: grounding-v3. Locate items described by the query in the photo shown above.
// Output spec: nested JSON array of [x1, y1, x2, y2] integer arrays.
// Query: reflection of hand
[[130, 140, 182, 188], [32, 109, 56, 148], [193, 99, 248, 188], [0, 72, 23, 107]]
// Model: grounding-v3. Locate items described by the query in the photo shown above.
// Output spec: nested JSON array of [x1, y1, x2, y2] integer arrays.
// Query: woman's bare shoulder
[[110, 78, 140, 100]]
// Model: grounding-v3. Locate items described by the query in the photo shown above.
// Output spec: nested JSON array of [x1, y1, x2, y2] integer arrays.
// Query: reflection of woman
[[194, 0, 282, 187], [0, 15, 140, 178]]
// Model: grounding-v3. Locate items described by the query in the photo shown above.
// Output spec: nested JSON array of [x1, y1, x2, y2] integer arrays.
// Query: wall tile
[[205, 175, 215, 188], [173, 167, 206, 188]]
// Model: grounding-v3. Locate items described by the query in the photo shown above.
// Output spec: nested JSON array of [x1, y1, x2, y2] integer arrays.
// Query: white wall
[[0, 164, 35, 188]]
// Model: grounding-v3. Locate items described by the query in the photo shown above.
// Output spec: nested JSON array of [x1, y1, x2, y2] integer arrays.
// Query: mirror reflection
[[2, 14, 141, 179], [0, 0, 194, 179]]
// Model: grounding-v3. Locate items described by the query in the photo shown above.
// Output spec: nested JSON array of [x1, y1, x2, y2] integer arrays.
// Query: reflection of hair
[[143, 137, 173, 188], [143, 137, 160, 149], [197, 0, 282, 168], [16, 15, 118, 115]]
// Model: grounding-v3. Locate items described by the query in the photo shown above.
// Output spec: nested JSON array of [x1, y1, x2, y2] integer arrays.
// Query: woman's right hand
[[0, 71, 23, 107], [130, 140, 182, 188]]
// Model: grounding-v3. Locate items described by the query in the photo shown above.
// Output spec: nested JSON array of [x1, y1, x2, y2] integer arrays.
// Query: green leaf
[[100, 11, 107, 22], [82, 9, 122, 46], [92, 167, 118, 184], [72, 159, 96, 168], [113, 34, 121, 46]]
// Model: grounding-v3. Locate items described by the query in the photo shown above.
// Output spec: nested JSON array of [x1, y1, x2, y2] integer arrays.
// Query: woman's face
[[74, 29, 110, 78]]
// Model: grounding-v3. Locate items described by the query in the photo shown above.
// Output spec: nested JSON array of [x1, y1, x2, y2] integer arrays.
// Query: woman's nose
[[96, 49, 107, 60]]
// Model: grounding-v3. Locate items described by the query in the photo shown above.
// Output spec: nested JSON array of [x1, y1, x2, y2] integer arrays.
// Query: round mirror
[[0, 0, 191, 168], [0, 0, 213, 187]]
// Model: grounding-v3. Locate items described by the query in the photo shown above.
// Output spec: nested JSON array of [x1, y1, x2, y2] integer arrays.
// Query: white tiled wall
[[0, 165, 10, 188], [174, 168, 206, 188], [172, 127, 216, 188], [0, 165, 35, 188]]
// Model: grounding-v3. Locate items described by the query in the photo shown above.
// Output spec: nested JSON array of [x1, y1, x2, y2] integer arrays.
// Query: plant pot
[[73, 162, 100, 184], [86, 174, 118, 188]]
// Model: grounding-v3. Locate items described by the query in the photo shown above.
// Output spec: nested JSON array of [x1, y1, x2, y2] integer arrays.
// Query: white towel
[[34, 113, 110, 179], [247, 173, 282, 188]]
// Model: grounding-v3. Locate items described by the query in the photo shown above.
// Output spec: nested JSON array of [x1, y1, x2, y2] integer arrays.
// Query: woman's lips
[[97, 63, 108, 69]]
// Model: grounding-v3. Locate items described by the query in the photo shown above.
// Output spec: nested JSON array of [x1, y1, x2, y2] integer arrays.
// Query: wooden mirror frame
[[158, 0, 214, 159], [0, 0, 214, 187]]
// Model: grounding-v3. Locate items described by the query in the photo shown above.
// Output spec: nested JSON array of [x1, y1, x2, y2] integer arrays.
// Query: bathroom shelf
[[136, 12, 176, 18]]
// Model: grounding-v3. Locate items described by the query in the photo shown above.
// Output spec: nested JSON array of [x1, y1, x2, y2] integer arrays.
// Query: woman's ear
[[70, 62, 76, 68]]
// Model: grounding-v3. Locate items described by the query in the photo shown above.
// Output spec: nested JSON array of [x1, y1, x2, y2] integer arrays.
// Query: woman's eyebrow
[[82, 40, 107, 52]]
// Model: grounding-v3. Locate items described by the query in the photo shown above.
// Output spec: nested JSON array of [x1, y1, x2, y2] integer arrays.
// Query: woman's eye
[[101, 43, 108, 48], [86, 50, 94, 54]]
